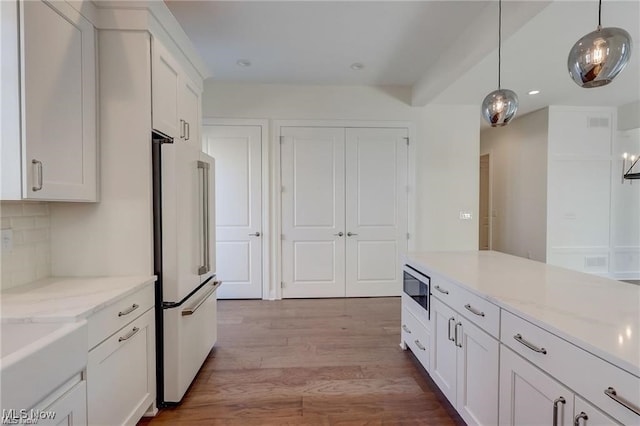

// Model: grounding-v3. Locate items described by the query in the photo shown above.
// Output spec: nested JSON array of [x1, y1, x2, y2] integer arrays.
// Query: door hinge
[[281, 281, 285, 288], [406, 233, 410, 240], [279, 136, 284, 144], [406, 185, 410, 194], [404, 137, 409, 146], [281, 185, 285, 193]]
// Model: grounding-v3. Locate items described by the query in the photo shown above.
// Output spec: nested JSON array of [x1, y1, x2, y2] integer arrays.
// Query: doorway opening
[[479, 153, 491, 250]]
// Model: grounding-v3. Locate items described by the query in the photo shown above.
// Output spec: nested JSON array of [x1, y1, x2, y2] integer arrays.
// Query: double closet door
[[281, 127, 408, 298]]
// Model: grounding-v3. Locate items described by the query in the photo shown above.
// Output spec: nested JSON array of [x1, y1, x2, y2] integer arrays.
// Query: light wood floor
[[139, 297, 462, 425]]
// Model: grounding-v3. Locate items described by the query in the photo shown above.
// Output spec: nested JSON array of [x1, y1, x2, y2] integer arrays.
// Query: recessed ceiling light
[[350, 62, 364, 71], [528, 90, 540, 95], [236, 59, 251, 67]]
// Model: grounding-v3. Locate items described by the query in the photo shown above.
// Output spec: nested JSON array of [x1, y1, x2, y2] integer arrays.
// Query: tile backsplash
[[0, 201, 51, 290]]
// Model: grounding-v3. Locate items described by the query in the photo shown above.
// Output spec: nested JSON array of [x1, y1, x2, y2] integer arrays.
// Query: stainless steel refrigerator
[[152, 131, 220, 406]]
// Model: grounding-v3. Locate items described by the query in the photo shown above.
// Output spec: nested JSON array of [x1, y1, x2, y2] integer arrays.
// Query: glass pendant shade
[[481, 89, 519, 127], [568, 26, 632, 88]]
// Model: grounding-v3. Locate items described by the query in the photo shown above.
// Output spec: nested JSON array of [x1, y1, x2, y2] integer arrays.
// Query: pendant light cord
[[598, 0, 602, 29], [498, 0, 502, 89]]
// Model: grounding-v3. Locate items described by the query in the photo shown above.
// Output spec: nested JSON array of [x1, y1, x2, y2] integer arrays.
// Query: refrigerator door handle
[[182, 280, 221, 316], [197, 160, 210, 275]]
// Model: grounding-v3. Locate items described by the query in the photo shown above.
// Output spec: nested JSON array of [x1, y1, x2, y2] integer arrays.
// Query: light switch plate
[[1, 229, 13, 252]]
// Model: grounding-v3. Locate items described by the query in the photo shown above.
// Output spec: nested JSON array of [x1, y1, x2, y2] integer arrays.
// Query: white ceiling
[[166, 0, 640, 117]]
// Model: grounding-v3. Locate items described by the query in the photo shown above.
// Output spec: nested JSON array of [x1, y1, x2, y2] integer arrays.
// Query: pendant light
[[481, 0, 518, 127], [567, 0, 632, 88]]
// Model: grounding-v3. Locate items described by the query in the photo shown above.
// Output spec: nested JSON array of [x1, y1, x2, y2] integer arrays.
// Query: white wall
[[618, 100, 640, 131], [546, 106, 616, 276], [480, 108, 548, 262], [0, 202, 51, 289], [202, 82, 480, 251]]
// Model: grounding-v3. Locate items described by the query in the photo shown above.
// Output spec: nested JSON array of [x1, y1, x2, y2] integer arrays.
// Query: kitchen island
[[402, 250, 639, 426]]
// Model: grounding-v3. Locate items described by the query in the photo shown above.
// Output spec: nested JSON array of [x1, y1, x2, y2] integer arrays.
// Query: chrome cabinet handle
[[414, 340, 426, 351], [182, 280, 221, 316], [573, 412, 588, 426], [434, 285, 449, 295], [553, 397, 566, 426], [333, 232, 344, 237], [464, 304, 485, 317], [447, 317, 456, 341], [249, 232, 261, 237], [347, 232, 358, 237], [604, 387, 640, 415], [118, 304, 139, 317], [197, 161, 211, 275], [32, 159, 43, 191], [118, 327, 140, 342], [514, 334, 547, 354], [185, 121, 190, 141], [180, 119, 185, 139], [455, 322, 463, 347], [402, 324, 411, 334]]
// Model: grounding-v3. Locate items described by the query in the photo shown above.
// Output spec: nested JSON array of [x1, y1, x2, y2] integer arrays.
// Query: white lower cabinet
[[41, 380, 87, 426], [86, 286, 156, 426], [500, 346, 622, 426], [500, 345, 574, 426], [400, 304, 430, 370], [574, 395, 622, 426], [430, 296, 499, 426]]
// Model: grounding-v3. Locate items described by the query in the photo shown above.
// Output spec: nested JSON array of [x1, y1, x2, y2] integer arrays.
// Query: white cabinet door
[[499, 345, 574, 426], [281, 127, 346, 297], [456, 317, 499, 426], [87, 309, 155, 426], [42, 381, 87, 426], [574, 395, 622, 426], [20, 0, 96, 201], [152, 41, 180, 139], [430, 297, 458, 405], [203, 125, 263, 299], [345, 128, 408, 297], [180, 76, 201, 150]]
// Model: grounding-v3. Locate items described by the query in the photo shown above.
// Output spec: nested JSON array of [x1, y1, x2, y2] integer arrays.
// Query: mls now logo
[[1, 409, 56, 424]]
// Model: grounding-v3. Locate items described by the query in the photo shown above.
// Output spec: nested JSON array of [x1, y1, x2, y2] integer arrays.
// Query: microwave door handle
[[197, 161, 210, 275]]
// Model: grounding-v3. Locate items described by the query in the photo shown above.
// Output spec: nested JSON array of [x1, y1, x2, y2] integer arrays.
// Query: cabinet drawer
[[87, 283, 154, 349], [501, 310, 640, 425], [87, 308, 155, 426], [402, 307, 430, 371], [431, 274, 500, 338], [401, 293, 429, 329]]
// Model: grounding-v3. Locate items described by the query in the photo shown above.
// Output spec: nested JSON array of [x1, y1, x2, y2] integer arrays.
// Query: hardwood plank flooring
[[138, 298, 463, 425]]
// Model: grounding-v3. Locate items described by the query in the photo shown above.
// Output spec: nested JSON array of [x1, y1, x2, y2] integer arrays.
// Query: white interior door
[[345, 128, 408, 297], [281, 127, 346, 298], [203, 125, 262, 299]]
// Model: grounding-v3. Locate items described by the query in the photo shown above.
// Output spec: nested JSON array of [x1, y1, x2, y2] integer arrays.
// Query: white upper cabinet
[[1, 0, 97, 201], [152, 40, 202, 149]]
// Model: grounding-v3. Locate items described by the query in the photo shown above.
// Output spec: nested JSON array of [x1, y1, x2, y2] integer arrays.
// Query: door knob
[[248, 232, 261, 237], [333, 232, 344, 237], [347, 232, 358, 237]]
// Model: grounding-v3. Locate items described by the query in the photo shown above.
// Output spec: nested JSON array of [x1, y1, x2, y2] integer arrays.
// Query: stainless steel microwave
[[402, 264, 430, 319]]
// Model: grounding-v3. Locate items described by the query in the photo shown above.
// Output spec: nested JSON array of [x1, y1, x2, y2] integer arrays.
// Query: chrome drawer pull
[[32, 159, 43, 191], [402, 324, 412, 334], [118, 327, 140, 342], [414, 340, 426, 351], [447, 317, 456, 341], [434, 285, 449, 295], [455, 322, 463, 348], [514, 334, 547, 354], [464, 304, 485, 317], [118, 303, 139, 317], [573, 412, 588, 426], [604, 387, 640, 415], [553, 396, 566, 426]]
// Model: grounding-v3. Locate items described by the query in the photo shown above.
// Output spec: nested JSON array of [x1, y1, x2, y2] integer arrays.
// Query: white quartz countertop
[[0, 276, 156, 323], [405, 251, 640, 378]]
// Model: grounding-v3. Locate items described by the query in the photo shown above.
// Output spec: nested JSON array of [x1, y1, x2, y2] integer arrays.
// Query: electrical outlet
[[459, 211, 473, 220], [1, 229, 13, 252]]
